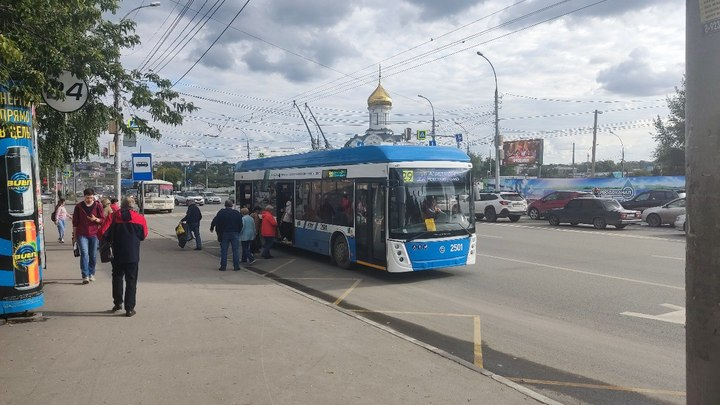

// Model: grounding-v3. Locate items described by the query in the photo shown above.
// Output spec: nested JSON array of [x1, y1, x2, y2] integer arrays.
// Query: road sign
[[42, 71, 89, 113], [131, 153, 152, 181], [429, 139, 437, 146], [455, 133, 463, 142], [417, 130, 427, 141]]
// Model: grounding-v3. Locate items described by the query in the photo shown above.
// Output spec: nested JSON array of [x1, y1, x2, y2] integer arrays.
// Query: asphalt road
[[155, 204, 686, 405]]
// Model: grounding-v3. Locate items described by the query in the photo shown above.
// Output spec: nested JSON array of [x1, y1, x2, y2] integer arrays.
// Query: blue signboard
[[132, 153, 153, 181]]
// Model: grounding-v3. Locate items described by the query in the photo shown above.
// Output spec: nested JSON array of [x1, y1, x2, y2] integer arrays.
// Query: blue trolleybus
[[234, 145, 476, 272]]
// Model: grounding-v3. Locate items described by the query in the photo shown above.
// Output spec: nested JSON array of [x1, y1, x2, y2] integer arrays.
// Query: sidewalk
[[0, 222, 560, 405]]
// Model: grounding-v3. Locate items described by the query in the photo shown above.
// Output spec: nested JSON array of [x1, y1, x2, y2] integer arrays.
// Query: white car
[[474, 191, 527, 222], [200, 192, 221, 204], [175, 191, 204, 206], [674, 214, 687, 234]]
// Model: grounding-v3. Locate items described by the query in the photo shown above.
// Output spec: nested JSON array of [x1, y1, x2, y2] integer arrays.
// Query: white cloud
[[117, 0, 685, 164]]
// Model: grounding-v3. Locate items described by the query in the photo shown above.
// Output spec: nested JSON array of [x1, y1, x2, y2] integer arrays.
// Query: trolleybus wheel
[[332, 235, 351, 269]]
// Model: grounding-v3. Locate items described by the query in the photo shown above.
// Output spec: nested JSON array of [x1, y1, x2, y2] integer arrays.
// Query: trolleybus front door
[[355, 182, 386, 266]]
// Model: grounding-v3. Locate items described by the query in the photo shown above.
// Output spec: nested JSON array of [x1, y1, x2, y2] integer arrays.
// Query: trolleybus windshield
[[389, 167, 474, 238]]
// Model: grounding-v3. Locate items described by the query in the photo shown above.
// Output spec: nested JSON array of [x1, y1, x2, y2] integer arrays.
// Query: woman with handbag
[[104, 197, 148, 317], [72, 188, 104, 284]]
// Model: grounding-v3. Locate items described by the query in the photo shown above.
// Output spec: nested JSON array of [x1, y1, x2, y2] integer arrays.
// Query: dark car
[[527, 190, 594, 220], [620, 190, 679, 212], [547, 197, 641, 229]]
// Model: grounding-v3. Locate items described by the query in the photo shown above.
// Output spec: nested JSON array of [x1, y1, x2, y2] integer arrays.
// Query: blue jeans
[[261, 236, 275, 258], [77, 235, 98, 278], [241, 240, 254, 263], [186, 222, 202, 249], [56, 219, 65, 240], [220, 232, 240, 270]]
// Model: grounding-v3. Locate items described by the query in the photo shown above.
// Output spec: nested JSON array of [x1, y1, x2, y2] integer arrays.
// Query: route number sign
[[42, 71, 89, 113]]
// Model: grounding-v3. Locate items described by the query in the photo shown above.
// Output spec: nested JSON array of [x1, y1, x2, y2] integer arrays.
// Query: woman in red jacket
[[260, 205, 278, 259]]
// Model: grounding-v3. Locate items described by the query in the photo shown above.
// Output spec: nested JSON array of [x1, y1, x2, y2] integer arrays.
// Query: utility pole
[[572, 142, 576, 177], [590, 109, 601, 177], [686, 1, 720, 403]]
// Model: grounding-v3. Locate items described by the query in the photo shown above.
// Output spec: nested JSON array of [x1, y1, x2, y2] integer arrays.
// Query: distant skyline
[[100, 0, 684, 165]]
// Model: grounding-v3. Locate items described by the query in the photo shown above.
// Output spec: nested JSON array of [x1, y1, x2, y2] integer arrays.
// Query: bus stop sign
[[132, 153, 152, 181]]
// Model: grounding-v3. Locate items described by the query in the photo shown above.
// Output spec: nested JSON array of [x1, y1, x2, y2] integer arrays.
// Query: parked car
[[474, 191, 527, 222], [641, 197, 686, 227], [174, 191, 204, 206], [620, 189, 679, 212], [200, 191, 221, 204], [527, 190, 593, 220], [546, 197, 641, 229], [675, 214, 687, 234]]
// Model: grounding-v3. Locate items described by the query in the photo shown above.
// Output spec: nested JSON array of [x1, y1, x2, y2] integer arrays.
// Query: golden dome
[[368, 83, 392, 107]]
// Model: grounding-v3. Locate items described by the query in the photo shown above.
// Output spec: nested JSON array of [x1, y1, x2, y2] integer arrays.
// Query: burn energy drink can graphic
[[12, 220, 40, 290], [5, 146, 34, 217]]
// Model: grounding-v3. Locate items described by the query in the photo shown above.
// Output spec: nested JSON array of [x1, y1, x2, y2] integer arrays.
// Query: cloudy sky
[[109, 0, 685, 165]]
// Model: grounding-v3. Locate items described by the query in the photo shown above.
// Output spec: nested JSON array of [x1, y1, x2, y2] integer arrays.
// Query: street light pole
[[417, 94, 436, 142], [477, 51, 501, 190], [608, 130, 625, 177], [590, 109, 602, 177], [114, 2, 160, 198], [238, 129, 251, 159]]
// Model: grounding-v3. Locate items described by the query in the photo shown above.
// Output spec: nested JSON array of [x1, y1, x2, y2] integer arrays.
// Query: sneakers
[[111, 304, 122, 312], [89, 275, 95, 282], [248, 259, 256, 265], [218, 267, 226, 271], [59, 239, 64, 243], [82, 277, 89, 284], [125, 310, 136, 317], [194, 247, 202, 251]]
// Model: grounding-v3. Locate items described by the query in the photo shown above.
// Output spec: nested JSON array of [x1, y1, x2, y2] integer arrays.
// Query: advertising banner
[[502, 176, 686, 202], [502, 139, 544, 166], [0, 87, 44, 314]]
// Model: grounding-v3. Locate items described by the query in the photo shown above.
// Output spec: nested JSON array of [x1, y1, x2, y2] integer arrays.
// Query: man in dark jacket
[[210, 200, 243, 271], [181, 199, 202, 250], [106, 197, 148, 317]]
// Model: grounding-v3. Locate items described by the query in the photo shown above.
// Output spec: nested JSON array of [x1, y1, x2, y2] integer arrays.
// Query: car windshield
[[601, 199, 623, 210], [388, 168, 474, 238], [204, 192, 216, 196]]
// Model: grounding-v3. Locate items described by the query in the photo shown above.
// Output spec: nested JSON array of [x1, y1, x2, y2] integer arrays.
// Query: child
[[54, 198, 69, 243]]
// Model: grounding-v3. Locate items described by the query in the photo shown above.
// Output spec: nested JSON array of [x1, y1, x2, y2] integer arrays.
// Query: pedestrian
[[250, 206, 262, 253], [53, 198, 69, 243], [101, 197, 112, 218], [210, 200, 243, 271], [280, 199, 293, 242], [240, 207, 256, 265], [98, 197, 121, 239], [260, 205, 278, 259], [72, 188, 105, 284], [181, 199, 202, 250], [104, 196, 148, 317]]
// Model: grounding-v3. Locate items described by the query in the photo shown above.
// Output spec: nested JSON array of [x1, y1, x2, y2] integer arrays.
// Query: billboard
[[503, 139, 543, 166], [0, 86, 45, 314]]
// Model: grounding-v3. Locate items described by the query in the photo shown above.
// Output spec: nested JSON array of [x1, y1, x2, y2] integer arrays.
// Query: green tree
[[0, 1, 195, 172], [652, 77, 685, 175]]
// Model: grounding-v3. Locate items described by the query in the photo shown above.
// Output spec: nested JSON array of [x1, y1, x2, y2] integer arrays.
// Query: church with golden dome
[[344, 71, 404, 147]]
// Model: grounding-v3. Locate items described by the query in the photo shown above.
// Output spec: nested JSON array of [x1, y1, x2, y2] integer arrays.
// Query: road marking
[[507, 377, 686, 397], [479, 254, 683, 290], [476, 234, 503, 239], [651, 254, 684, 261], [478, 222, 685, 242], [333, 279, 362, 305], [350, 309, 485, 369], [621, 303, 685, 325], [474, 316, 483, 368], [264, 259, 296, 275]]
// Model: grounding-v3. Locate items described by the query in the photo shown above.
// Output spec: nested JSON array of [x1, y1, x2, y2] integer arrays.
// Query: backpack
[[51, 209, 57, 223]]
